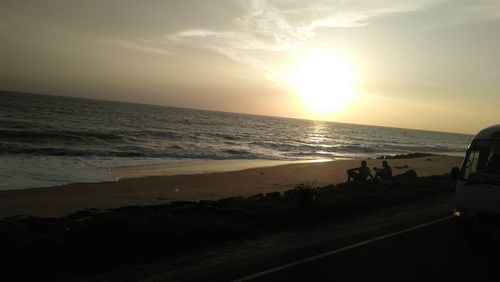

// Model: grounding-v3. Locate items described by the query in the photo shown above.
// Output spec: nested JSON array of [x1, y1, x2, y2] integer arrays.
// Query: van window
[[462, 139, 500, 183]]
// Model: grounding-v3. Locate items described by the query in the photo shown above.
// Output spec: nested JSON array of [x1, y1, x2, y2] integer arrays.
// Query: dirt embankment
[[0, 172, 456, 281]]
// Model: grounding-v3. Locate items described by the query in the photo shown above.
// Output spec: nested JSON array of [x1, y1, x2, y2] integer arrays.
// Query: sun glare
[[286, 49, 358, 114]]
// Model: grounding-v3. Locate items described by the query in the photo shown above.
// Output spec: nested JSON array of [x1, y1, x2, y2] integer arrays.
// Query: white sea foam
[[0, 155, 182, 190]]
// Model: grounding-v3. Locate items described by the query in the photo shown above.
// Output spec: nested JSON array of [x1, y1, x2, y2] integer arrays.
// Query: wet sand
[[0, 156, 463, 218]]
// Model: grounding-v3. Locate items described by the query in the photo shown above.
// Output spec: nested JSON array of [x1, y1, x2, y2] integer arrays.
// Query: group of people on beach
[[347, 160, 392, 182]]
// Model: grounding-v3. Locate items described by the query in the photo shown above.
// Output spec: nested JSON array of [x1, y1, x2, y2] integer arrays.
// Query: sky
[[1, 0, 499, 134]]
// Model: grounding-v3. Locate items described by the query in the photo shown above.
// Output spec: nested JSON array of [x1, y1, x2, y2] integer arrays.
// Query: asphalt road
[[233, 218, 500, 282]]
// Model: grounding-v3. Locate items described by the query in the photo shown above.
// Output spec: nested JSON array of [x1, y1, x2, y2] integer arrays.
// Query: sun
[[286, 49, 358, 114]]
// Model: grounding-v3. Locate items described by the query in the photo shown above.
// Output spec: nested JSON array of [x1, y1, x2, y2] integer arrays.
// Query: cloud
[[107, 38, 176, 57], [465, 0, 500, 20], [161, 0, 448, 73]]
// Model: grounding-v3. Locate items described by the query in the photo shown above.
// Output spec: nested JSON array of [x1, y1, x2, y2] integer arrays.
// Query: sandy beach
[[0, 155, 463, 218]]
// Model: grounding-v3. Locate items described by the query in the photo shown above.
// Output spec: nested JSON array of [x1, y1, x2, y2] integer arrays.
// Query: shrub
[[293, 182, 318, 212]]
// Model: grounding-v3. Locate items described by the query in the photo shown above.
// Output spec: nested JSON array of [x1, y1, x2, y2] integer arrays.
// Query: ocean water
[[0, 91, 472, 190]]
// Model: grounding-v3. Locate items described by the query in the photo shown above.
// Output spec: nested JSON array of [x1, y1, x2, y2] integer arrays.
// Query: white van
[[454, 124, 500, 226]]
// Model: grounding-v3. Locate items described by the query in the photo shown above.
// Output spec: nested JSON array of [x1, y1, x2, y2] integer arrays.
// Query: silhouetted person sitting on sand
[[374, 160, 392, 180], [347, 160, 373, 182]]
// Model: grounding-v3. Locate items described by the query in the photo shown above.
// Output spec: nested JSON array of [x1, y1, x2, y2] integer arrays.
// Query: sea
[[0, 91, 472, 190]]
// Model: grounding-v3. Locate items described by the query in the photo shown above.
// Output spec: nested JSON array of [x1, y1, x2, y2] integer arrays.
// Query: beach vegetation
[[292, 182, 318, 213]]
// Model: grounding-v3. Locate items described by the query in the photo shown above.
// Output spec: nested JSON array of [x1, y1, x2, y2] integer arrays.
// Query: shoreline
[[0, 155, 463, 218], [111, 158, 331, 179], [1, 152, 463, 192]]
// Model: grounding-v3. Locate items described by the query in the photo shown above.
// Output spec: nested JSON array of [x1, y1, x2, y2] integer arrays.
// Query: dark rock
[[265, 192, 282, 199], [217, 197, 244, 204], [393, 170, 418, 181], [283, 189, 298, 198], [247, 193, 264, 200], [193, 205, 226, 215], [377, 153, 434, 159], [198, 200, 216, 206], [168, 201, 197, 208], [67, 208, 104, 220]]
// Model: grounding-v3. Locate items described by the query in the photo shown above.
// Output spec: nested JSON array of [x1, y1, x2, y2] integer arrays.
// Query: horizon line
[[0, 88, 474, 136]]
